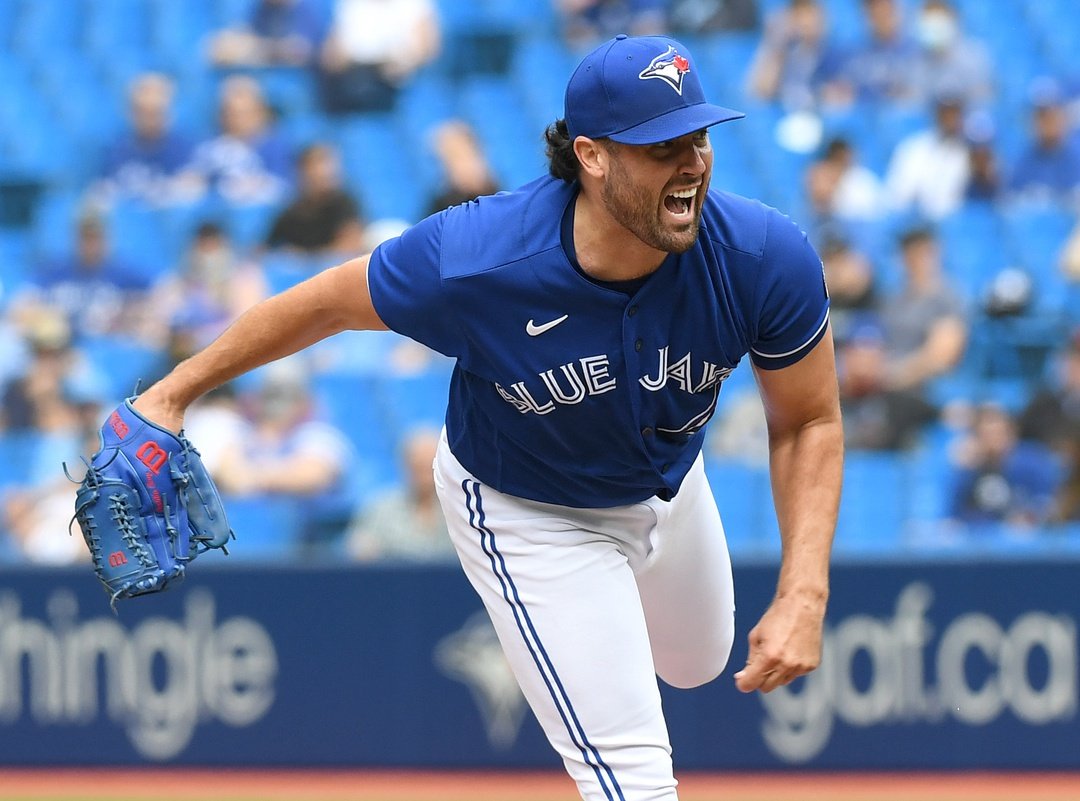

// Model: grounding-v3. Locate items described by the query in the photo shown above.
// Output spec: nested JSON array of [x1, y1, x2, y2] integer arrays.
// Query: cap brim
[[608, 102, 745, 144]]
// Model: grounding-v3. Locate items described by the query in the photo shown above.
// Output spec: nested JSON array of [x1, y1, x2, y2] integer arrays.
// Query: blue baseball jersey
[[368, 176, 828, 508]]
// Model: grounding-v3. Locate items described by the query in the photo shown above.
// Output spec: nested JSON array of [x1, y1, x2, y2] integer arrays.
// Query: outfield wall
[[0, 557, 1077, 770]]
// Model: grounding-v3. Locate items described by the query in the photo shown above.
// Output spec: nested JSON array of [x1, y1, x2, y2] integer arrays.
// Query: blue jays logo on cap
[[638, 46, 691, 96], [564, 35, 744, 145]]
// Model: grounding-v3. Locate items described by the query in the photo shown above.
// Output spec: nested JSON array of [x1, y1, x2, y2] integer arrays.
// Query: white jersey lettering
[[540, 364, 587, 405], [580, 355, 617, 394]]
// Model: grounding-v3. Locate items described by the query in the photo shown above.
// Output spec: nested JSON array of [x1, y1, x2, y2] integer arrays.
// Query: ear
[[573, 136, 609, 179]]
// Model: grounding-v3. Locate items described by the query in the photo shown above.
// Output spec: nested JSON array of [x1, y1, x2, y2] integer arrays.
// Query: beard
[[600, 149, 704, 255]]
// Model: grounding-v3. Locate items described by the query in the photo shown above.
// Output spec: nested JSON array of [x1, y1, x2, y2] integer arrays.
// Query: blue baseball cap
[[564, 34, 745, 145]]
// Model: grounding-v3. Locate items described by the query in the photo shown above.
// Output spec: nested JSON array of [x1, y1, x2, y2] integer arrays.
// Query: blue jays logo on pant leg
[[638, 46, 691, 95]]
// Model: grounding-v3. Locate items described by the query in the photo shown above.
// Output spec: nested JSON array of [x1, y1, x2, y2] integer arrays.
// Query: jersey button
[[642, 427, 654, 437], [635, 338, 643, 351], [662, 463, 671, 472], [628, 305, 638, 317]]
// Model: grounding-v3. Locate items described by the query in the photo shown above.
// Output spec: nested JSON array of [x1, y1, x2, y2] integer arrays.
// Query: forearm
[[768, 416, 843, 604]]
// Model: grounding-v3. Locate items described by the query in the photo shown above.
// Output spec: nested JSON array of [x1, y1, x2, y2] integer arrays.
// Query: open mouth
[[663, 186, 697, 221]]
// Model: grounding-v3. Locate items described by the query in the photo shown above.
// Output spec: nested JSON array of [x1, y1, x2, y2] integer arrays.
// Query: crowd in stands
[[1, 0, 1080, 567]]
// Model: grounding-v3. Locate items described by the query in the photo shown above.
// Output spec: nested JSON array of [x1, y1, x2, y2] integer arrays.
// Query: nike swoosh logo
[[526, 314, 569, 336]]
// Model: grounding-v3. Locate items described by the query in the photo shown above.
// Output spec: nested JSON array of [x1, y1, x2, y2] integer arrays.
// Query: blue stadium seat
[[378, 368, 453, 431], [337, 113, 425, 222], [510, 36, 576, 133], [0, 430, 40, 486], [939, 204, 1009, 301], [835, 451, 909, 553], [0, 226, 30, 295], [696, 33, 758, 107], [312, 370, 401, 490], [908, 422, 956, 515], [255, 67, 319, 120], [705, 459, 773, 554], [82, 0, 153, 61], [261, 250, 320, 294], [223, 495, 304, 561], [107, 201, 174, 281], [222, 201, 280, 253], [8, 0, 83, 58], [147, 0, 214, 64], [82, 336, 163, 400], [209, 0, 255, 28], [459, 75, 543, 188], [1002, 204, 1074, 279]]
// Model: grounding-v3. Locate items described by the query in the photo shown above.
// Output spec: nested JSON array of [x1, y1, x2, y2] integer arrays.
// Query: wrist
[[132, 383, 188, 434], [775, 582, 829, 607]]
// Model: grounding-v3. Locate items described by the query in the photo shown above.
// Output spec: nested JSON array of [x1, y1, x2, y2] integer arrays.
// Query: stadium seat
[[82, 335, 163, 400], [705, 459, 773, 554], [7, 0, 83, 58], [510, 36, 576, 133], [0, 430, 40, 486], [223, 495, 304, 561], [0, 226, 30, 295], [222, 201, 280, 253], [834, 451, 909, 553], [1002, 204, 1074, 276], [82, 0, 152, 61], [107, 201, 173, 280], [312, 370, 401, 485], [337, 113, 426, 222], [377, 367, 454, 432]]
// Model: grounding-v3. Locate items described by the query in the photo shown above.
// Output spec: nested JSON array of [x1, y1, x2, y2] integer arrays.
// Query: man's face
[[599, 130, 713, 254]]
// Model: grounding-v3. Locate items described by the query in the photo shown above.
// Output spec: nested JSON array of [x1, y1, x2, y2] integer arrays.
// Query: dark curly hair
[[544, 119, 581, 183]]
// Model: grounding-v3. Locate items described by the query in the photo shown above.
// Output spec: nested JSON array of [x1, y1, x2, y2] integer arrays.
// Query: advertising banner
[[0, 560, 1076, 769]]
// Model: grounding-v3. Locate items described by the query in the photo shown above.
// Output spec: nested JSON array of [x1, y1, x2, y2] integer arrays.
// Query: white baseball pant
[[434, 430, 736, 801]]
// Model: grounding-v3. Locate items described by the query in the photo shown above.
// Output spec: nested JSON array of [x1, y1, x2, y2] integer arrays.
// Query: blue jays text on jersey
[[367, 176, 829, 508]]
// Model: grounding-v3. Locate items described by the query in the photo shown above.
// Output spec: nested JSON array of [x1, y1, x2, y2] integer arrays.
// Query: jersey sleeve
[[366, 211, 464, 358], [749, 210, 830, 370]]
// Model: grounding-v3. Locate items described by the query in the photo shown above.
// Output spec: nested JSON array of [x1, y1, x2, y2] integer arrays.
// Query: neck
[[573, 188, 667, 282]]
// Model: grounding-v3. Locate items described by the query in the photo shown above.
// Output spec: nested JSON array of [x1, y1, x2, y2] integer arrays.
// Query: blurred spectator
[[707, 388, 770, 466], [804, 136, 886, 227], [883, 91, 971, 220], [2, 403, 99, 565], [819, 234, 876, 343], [0, 312, 104, 564], [837, 0, 921, 107], [425, 120, 501, 215], [90, 73, 194, 207], [877, 226, 968, 391], [183, 76, 293, 205], [346, 427, 454, 562], [746, 0, 846, 113], [318, 0, 440, 114], [947, 403, 1061, 528], [1006, 77, 1080, 206], [1061, 218, 1080, 281], [215, 364, 353, 552], [838, 317, 938, 450], [557, 0, 668, 49], [963, 111, 1001, 202], [1019, 331, 1080, 460], [1019, 331, 1080, 522], [910, 0, 993, 109], [209, 0, 326, 68], [156, 221, 268, 349], [13, 212, 161, 343], [669, 0, 758, 33], [1, 310, 105, 432], [183, 386, 248, 477], [266, 143, 365, 254]]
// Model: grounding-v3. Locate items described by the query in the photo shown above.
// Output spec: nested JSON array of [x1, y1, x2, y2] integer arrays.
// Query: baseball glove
[[67, 398, 234, 608]]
